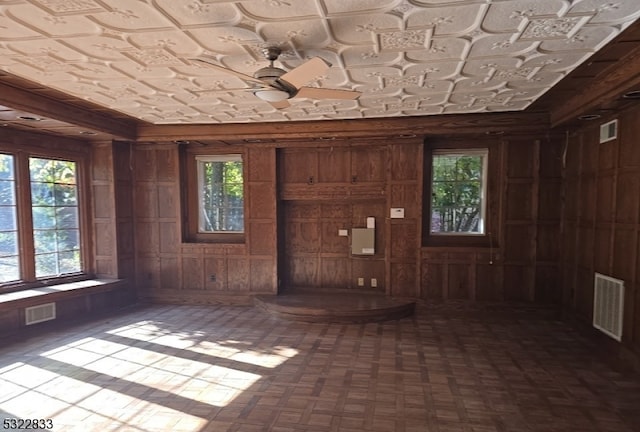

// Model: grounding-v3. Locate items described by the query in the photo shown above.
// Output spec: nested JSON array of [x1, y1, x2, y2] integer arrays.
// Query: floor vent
[[593, 273, 624, 341], [25, 303, 56, 325], [599, 119, 618, 143]]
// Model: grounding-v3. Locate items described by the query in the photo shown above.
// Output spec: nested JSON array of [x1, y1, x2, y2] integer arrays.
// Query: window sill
[[423, 235, 493, 248], [0, 278, 124, 311]]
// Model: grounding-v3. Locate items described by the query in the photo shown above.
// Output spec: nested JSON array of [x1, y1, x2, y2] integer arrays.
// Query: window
[[183, 152, 245, 242], [197, 155, 244, 233], [0, 152, 85, 288], [0, 154, 18, 283], [430, 149, 487, 235], [30, 158, 81, 278]]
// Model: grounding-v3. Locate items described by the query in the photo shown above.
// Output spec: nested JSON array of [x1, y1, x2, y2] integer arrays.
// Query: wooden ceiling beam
[[136, 112, 549, 142], [0, 81, 138, 140], [549, 43, 640, 127]]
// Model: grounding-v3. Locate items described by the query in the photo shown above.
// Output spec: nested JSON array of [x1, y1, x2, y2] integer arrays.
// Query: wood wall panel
[[447, 264, 470, 300], [560, 103, 640, 372], [615, 171, 639, 223], [421, 263, 444, 300], [390, 262, 417, 297], [248, 221, 276, 256], [133, 144, 276, 304], [475, 263, 503, 301]]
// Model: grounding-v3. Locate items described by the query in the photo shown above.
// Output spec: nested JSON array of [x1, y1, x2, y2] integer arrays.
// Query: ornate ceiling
[[0, 0, 638, 125]]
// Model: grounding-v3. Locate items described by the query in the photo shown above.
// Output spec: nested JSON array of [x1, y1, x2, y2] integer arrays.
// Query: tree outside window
[[30, 158, 82, 277], [430, 149, 487, 235], [196, 155, 244, 233]]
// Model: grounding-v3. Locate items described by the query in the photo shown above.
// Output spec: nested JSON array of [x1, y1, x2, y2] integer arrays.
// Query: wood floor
[[0, 302, 639, 432]]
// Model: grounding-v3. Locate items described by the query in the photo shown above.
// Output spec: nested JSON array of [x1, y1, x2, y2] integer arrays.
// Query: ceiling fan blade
[[190, 58, 267, 86], [278, 57, 330, 89], [295, 87, 361, 100], [267, 99, 290, 109]]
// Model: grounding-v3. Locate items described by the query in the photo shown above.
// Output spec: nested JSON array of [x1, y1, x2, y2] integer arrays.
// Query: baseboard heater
[[25, 302, 56, 325], [593, 273, 624, 341]]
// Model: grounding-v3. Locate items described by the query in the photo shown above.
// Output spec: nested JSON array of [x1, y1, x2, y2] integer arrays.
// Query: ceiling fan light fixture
[[255, 89, 290, 102]]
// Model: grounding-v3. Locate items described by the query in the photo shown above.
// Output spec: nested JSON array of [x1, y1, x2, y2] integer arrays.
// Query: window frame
[[0, 146, 91, 292], [183, 148, 246, 244], [423, 141, 497, 248], [429, 148, 488, 237]]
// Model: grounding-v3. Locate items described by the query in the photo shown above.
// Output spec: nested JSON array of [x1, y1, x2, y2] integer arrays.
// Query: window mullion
[[15, 152, 36, 281]]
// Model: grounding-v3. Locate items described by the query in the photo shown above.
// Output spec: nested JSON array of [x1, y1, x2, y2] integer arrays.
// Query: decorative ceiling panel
[[0, 0, 638, 124]]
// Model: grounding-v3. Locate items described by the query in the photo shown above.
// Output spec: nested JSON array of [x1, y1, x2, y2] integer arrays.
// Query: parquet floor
[[0, 302, 639, 432]]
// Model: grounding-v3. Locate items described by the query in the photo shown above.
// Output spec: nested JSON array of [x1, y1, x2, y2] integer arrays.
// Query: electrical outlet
[[371, 278, 377, 288], [357, 277, 364, 286], [209, 274, 216, 282]]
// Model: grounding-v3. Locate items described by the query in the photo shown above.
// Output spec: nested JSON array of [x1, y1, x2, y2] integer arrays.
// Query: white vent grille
[[593, 273, 624, 341], [599, 119, 618, 143], [25, 303, 56, 325]]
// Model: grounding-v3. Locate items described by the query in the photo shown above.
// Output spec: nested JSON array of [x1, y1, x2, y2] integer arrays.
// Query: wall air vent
[[25, 303, 56, 325], [599, 119, 618, 143], [593, 273, 624, 341]]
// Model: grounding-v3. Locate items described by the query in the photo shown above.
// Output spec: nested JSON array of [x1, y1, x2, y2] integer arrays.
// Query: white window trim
[[430, 148, 488, 236]]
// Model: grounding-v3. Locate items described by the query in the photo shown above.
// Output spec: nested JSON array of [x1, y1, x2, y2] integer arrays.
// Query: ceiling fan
[[191, 46, 361, 109]]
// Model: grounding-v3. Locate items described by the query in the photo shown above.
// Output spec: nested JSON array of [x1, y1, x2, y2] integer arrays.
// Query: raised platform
[[254, 292, 416, 323]]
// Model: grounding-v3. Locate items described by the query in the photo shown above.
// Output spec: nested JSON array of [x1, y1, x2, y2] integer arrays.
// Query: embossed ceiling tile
[[188, 27, 261, 55], [521, 52, 591, 73], [6, 38, 85, 61], [153, 0, 241, 27], [538, 25, 618, 53], [403, 61, 461, 80], [6, 3, 102, 37], [486, 100, 529, 111], [257, 19, 331, 48], [569, 0, 640, 24], [190, 75, 254, 92], [410, 92, 451, 106], [454, 77, 507, 93], [461, 57, 522, 77], [467, 34, 537, 59], [357, 94, 396, 108], [90, 0, 175, 31], [498, 88, 547, 101], [59, 35, 133, 60], [348, 66, 401, 84], [3, 60, 74, 79], [357, 83, 401, 98], [110, 63, 177, 82], [505, 71, 564, 89], [127, 30, 202, 56], [327, 14, 401, 45], [406, 4, 487, 37], [30, 0, 106, 15], [321, 0, 398, 17], [482, 0, 568, 33], [0, 14, 44, 40], [406, 79, 453, 95], [237, 1, 322, 21], [340, 46, 401, 67], [65, 62, 124, 81], [404, 38, 469, 62]]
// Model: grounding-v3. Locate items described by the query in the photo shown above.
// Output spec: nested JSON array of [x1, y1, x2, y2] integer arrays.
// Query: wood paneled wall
[[560, 103, 640, 370], [129, 135, 567, 304], [420, 135, 564, 302], [91, 141, 135, 280], [133, 144, 277, 304]]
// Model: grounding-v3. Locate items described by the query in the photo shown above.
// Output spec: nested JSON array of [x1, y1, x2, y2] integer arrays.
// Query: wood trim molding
[[137, 112, 550, 142], [0, 81, 138, 140], [550, 47, 640, 127]]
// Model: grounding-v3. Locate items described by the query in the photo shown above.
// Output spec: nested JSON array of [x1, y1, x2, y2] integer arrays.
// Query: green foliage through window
[[30, 158, 81, 277], [0, 154, 19, 282], [431, 150, 486, 234], [197, 156, 244, 233]]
